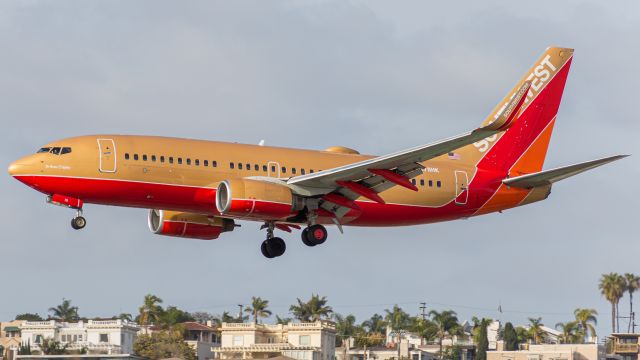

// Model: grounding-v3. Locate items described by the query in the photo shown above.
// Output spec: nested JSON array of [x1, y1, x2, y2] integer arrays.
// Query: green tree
[[289, 294, 333, 322], [133, 331, 196, 360], [245, 297, 272, 323], [555, 321, 580, 344], [625, 274, 640, 332], [527, 317, 545, 344], [503, 322, 518, 351], [429, 310, 461, 357], [384, 305, 413, 331], [276, 315, 292, 325], [138, 294, 164, 327], [476, 321, 489, 360], [116, 313, 133, 322], [15, 313, 44, 321], [362, 313, 386, 334], [515, 326, 530, 344], [191, 311, 219, 325], [334, 313, 358, 346], [160, 306, 194, 327], [599, 273, 626, 333], [48, 298, 79, 322], [573, 308, 597, 343], [18, 341, 32, 355]]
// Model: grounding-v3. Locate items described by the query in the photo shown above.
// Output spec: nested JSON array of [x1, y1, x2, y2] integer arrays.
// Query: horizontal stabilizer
[[502, 155, 629, 189]]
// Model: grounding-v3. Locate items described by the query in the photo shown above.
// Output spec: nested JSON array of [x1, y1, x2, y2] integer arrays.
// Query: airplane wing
[[286, 81, 532, 217], [502, 155, 628, 189]]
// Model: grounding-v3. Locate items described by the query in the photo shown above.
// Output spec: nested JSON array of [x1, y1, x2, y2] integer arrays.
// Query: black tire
[[71, 216, 86, 230], [266, 237, 286, 257], [306, 224, 327, 245], [301, 228, 316, 247], [261, 241, 274, 258]]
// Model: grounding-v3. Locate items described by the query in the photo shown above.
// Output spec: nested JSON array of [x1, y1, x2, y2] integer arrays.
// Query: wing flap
[[502, 155, 628, 189]]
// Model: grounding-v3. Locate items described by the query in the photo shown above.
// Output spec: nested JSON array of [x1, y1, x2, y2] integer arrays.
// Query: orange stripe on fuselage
[[474, 118, 556, 215]]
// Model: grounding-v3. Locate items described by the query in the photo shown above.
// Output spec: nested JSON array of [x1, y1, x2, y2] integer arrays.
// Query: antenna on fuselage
[[258, 140, 265, 146]]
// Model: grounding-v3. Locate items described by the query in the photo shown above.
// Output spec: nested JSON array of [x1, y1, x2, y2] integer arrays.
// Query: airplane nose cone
[[8, 161, 23, 176]]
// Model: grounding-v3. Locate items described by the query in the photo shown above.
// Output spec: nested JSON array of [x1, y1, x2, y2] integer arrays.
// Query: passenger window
[[169, 157, 174, 164], [196, 159, 201, 166], [125, 153, 130, 160], [411, 179, 416, 185], [204, 160, 209, 167], [246, 163, 250, 170], [178, 158, 183, 165], [142, 154, 147, 161], [282, 167, 287, 174], [310, 169, 314, 173], [271, 165, 276, 173], [37, 147, 52, 153], [230, 162, 235, 169], [437, 180, 442, 188], [186, 158, 191, 165], [151, 155, 156, 162], [51, 147, 61, 155], [61, 147, 72, 155], [212, 161, 217, 167], [292, 168, 297, 174], [160, 156, 165, 163], [134, 154, 139, 161], [263, 165, 267, 172], [254, 164, 259, 171], [301, 169, 306, 175], [238, 163, 243, 170], [420, 179, 425, 186]]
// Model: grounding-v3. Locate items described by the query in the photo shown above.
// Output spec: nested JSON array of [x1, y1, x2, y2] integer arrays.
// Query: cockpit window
[[37, 147, 52, 153], [51, 147, 61, 155], [60, 147, 72, 154], [36, 146, 72, 155]]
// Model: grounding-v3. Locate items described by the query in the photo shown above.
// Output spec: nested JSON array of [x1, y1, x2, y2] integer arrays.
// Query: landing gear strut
[[301, 224, 328, 247], [260, 222, 286, 258], [71, 210, 86, 230]]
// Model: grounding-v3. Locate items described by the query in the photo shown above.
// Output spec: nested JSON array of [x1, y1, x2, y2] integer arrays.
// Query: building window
[[34, 335, 43, 344], [233, 335, 243, 346], [99, 333, 109, 343], [299, 335, 310, 346], [124, 153, 130, 160]]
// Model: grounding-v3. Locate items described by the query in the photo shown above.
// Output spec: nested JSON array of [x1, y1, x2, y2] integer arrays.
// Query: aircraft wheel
[[304, 224, 327, 245], [267, 237, 286, 257], [261, 241, 274, 258], [301, 228, 317, 247], [71, 216, 86, 230]]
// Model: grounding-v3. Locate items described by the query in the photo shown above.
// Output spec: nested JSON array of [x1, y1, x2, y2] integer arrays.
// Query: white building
[[19, 320, 140, 354], [214, 321, 336, 360]]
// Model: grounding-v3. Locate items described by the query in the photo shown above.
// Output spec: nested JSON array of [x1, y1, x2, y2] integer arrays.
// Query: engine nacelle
[[148, 210, 235, 240], [216, 179, 301, 220]]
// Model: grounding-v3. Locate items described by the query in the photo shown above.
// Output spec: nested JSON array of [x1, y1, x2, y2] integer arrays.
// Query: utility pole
[[238, 304, 244, 322], [420, 303, 427, 320]]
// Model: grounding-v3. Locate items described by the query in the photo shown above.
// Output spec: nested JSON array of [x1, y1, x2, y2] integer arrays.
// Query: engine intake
[[216, 179, 300, 220], [148, 210, 235, 240]]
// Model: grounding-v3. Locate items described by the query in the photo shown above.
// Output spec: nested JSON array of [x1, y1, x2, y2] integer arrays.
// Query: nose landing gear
[[71, 210, 86, 230]]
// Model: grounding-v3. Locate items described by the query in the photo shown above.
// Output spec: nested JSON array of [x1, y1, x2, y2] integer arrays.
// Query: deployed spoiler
[[503, 155, 629, 189]]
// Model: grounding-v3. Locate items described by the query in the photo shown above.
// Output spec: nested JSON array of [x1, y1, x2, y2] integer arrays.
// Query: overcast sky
[[1, 0, 639, 338]]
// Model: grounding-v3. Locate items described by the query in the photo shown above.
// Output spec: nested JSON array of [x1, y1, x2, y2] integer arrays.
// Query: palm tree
[[429, 310, 460, 357], [221, 311, 236, 323], [362, 313, 386, 334], [384, 305, 412, 331], [245, 297, 272, 323], [334, 314, 357, 346], [290, 294, 333, 322], [48, 298, 79, 322], [275, 315, 292, 325], [527, 317, 545, 344], [555, 321, 579, 344], [573, 308, 597, 343], [138, 294, 164, 327], [117, 313, 133, 322], [625, 273, 640, 332], [599, 273, 626, 332]]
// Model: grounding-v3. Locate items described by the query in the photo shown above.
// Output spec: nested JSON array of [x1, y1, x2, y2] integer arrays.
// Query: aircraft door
[[97, 138, 117, 173], [454, 170, 469, 205], [267, 161, 281, 178]]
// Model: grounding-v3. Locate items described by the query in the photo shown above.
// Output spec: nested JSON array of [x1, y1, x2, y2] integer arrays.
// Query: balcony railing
[[615, 343, 639, 353]]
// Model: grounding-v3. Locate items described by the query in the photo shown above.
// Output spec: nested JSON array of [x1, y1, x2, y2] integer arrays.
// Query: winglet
[[481, 80, 532, 131], [503, 154, 629, 189]]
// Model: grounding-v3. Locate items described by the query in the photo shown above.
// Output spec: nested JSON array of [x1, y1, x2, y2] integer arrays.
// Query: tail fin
[[470, 47, 574, 176]]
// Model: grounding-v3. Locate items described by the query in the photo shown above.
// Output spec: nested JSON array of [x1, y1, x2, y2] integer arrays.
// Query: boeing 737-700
[[8, 47, 627, 258]]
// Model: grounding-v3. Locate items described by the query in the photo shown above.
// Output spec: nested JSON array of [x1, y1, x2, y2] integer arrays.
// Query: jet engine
[[148, 210, 235, 240], [215, 179, 302, 220]]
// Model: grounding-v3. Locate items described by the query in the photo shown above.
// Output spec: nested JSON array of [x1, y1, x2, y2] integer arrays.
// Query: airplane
[[8, 47, 627, 258]]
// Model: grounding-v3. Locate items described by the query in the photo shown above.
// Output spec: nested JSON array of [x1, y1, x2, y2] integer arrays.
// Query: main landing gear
[[259, 222, 329, 258], [71, 210, 86, 230], [260, 222, 286, 259]]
